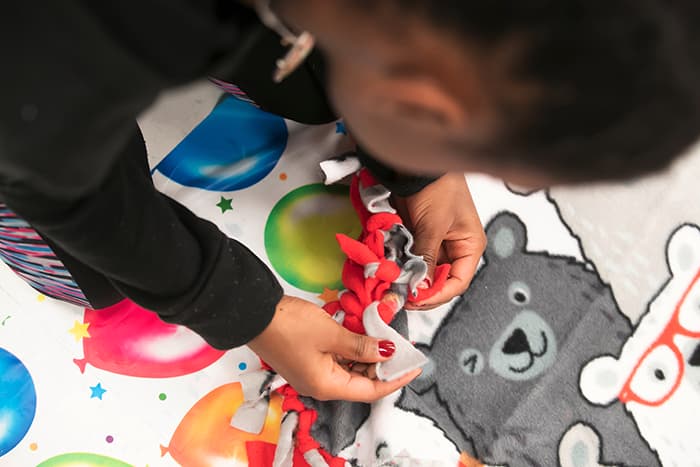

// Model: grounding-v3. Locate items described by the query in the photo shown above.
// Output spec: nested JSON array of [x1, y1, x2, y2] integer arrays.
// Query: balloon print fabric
[[1, 82, 699, 467]]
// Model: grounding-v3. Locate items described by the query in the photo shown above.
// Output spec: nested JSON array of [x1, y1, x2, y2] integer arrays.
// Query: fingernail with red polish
[[378, 340, 396, 357]]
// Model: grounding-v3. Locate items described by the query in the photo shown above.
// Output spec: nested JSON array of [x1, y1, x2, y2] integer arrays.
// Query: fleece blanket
[[1, 81, 698, 467]]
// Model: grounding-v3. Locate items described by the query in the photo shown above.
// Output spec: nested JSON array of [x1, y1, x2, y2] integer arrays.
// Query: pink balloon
[[73, 299, 225, 378]]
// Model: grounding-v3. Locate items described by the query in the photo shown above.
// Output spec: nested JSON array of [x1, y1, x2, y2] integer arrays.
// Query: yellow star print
[[68, 320, 90, 342]]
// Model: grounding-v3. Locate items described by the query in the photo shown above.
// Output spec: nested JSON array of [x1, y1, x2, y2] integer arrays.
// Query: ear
[[387, 77, 468, 131], [667, 224, 700, 277], [484, 212, 527, 262], [558, 423, 608, 467], [579, 356, 625, 407]]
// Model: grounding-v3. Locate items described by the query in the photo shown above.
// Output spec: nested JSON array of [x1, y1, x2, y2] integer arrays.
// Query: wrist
[[247, 295, 299, 352]]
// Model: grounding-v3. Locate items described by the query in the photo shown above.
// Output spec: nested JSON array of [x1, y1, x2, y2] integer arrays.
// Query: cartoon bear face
[[415, 212, 622, 406], [580, 224, 700, 466], [405, 212, 647, 465]]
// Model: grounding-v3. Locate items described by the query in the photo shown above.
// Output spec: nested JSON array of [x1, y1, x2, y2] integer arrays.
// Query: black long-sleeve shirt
[[0, 1, 434, 349]]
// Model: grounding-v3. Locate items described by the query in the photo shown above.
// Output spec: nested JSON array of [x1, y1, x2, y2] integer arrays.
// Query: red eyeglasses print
[[619, 268, 700, 407]]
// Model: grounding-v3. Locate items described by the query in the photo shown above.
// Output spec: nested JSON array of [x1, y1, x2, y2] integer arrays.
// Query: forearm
[[2, 127, 282, 349]]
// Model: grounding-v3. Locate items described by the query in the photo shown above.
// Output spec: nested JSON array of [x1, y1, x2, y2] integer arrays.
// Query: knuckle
[[476, 231, 488, 250], [412, 220, 438, 239], [354, 335, 370, 360], [421, 251, 437, 265]]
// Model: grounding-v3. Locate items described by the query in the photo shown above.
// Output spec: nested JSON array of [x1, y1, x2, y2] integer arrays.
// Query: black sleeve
[[0, 1, 281, 349], [356, 146, 439, 197]]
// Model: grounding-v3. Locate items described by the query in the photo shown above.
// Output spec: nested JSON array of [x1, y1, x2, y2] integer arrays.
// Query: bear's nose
[[502, 328, 531, 355], [689, 341, 700, 367]]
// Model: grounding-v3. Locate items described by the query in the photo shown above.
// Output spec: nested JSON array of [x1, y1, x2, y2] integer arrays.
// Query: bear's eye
[[629, 345, 679, 404], [508, 281, 531, 306]]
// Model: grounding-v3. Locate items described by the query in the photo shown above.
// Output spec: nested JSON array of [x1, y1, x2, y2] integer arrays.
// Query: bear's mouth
[[489, 310, 558, 381], [506, 331, 548, 373]]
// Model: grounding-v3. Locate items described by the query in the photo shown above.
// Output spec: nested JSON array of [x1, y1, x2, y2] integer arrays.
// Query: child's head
[[277, 0, 700, 186]]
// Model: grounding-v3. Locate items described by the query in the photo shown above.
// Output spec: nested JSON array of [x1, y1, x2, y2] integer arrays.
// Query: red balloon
[[73, 299, 225, 378]]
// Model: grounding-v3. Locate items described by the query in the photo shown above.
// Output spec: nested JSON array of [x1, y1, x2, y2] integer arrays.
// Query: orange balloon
[[162, 382, 282, 466]]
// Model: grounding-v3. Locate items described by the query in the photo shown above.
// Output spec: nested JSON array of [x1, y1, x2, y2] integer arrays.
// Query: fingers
[[341, 361, 377, 379], [330, 326, 396, 364], [410, 227, 486, 309], [407, 252, 480, 309], [411, 224, 445, 280], [313, 366, 422, 402], [437, 243, 449, 265]]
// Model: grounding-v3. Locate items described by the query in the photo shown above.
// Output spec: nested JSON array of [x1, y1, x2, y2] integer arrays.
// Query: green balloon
[[265, 184, 361, 293], [37, 452, 133, 467]]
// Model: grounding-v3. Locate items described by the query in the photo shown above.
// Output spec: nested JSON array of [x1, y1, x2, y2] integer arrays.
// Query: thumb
[[412, 223, 444, 280], [333, 327, 395, 364]]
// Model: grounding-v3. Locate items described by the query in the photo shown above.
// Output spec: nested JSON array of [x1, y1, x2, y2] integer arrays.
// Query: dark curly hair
[[362, 0, 700, 181]]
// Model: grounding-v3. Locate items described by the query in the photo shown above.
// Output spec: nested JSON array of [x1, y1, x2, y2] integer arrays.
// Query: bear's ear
[[579, 355, 625, 406], [409, 344, 436, 394], [558, 423, 605, 467], [667, 224, 700, 277], [484, 212, 527, 262], [505, 182, 540, 196]]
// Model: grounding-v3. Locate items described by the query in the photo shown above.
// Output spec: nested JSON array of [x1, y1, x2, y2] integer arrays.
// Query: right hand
[[248, 295, 421, 402]]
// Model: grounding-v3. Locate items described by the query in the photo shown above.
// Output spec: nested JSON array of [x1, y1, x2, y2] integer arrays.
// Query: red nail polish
[[378, 340, 396, 357]]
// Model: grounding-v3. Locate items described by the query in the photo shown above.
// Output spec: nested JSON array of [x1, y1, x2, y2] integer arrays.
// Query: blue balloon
[[154, 95, 288, 191], [0, 348, 37, 456]]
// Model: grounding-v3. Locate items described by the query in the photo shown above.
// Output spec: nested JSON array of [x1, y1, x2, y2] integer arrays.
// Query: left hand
[[393, 173, 486, 310]]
